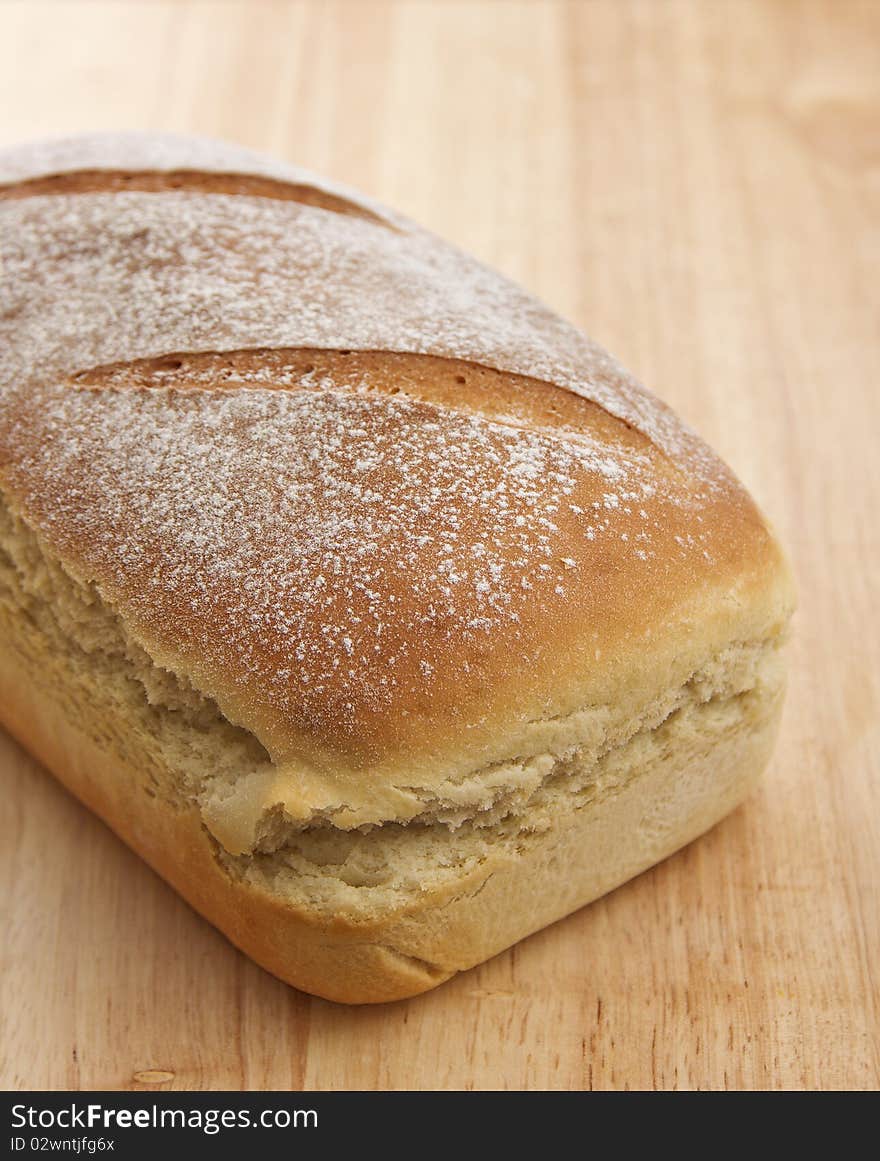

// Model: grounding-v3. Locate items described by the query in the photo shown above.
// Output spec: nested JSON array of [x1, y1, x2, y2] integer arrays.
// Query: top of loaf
[[0, 133, 793, 837], [0, 130, 706, 467], [0, 130, 396, 221]]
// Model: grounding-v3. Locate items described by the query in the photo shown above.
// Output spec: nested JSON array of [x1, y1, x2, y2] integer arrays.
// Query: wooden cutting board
[[1, 0, 877, 1091]]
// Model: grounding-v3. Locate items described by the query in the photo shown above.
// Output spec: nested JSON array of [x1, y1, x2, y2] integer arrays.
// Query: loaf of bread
[[0, 133, 794, 1002]]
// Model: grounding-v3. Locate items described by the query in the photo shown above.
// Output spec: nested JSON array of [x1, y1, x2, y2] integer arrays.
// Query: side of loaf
[[0, 133, 795, 1003]]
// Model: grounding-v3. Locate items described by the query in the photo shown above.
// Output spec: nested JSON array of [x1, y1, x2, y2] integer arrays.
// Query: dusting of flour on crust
[[0, 185, 719, 477]]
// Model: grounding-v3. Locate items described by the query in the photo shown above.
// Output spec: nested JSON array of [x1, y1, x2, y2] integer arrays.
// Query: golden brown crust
[[0, 133, 796, 1000]]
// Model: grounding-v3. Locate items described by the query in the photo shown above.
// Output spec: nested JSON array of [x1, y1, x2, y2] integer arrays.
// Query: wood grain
[[0, 0, 877, 1091]]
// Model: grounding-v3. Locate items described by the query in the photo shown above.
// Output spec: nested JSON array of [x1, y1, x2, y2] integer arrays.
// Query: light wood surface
[[1, 0, 877, 1091]]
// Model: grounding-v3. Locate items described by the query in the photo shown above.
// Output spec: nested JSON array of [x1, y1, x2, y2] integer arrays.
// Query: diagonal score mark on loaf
[[0, 169, 392, 226], [67, 346, 660, 457]]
